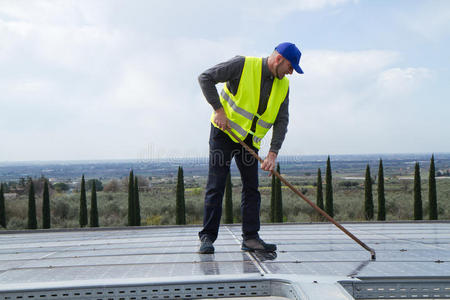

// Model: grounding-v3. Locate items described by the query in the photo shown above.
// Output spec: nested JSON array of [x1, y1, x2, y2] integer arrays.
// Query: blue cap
[[275, 42, 303, 74]]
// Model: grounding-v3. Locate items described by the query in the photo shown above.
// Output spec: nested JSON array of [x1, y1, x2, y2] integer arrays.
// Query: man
[[198, 42, 303, 254]]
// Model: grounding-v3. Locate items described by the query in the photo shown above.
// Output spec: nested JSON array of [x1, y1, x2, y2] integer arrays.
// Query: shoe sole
[[241, 245, 277, 252], [198, 248, 215, 254]]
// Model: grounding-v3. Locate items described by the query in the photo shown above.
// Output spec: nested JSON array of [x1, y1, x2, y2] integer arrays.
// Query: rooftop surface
[[0, 222, 449, 299]]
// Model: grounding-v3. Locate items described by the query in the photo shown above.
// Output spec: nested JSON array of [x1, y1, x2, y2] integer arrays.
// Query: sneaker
[[198, 236, 215, 254], [241, 237, 277, 252]]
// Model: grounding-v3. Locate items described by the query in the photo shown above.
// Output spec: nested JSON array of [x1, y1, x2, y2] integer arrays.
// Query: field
[[3, 173, 450, 230]]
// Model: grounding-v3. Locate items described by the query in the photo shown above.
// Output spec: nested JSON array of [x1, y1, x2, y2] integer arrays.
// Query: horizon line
[[1, 152, 448, 165]]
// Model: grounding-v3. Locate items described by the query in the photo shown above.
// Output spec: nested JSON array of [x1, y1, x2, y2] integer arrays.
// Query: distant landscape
[[1, 153, 449, 230]]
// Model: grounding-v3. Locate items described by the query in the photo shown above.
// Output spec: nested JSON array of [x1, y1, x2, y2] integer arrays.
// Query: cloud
[[277, 49, 434, 155], [0, 0, 253, 160], [399, 1, 450, 41], [0, 0, 444, 160], [0, 1, 107, 26], [376, 67, 433, 99], [241, 0, 357, 21], [277, 0, 357, 12], [0, 78, 55, 97], [1, 21, 122, 72], [96, 37, 246, 158], [297, 50, 399, 100]]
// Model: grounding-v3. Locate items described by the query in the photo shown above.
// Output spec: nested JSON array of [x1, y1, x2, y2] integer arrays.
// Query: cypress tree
[[176, 166, 186, 225], [275, 163, 283, 223], [224, 172, 233, 224], [128, 170, 135, 226], [429, 154, 438, 220], [270, 173, 276, 222], [0, 183, 6, 228], [413, 162, 423, 220], [79, 175, 88, 227], [325, 156, 334, 217], [316, 168, 324, 210], [134, 176, 141, 226], [42, 180, 51, 229], [27, 179, 37, 229], [364, 164, 374, 220], [377, 159, 386, 221], [90, 181, 99, 227]]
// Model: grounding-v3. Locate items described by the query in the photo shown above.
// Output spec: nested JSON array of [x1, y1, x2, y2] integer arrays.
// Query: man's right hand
[[214, 107, 230, 130]]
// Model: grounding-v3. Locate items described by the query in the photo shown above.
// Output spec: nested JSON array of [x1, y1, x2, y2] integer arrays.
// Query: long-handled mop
[[226, 128, 376, 261]]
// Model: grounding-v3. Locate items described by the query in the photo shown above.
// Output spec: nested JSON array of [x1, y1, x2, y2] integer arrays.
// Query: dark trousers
[[199, 125, 261, 242]]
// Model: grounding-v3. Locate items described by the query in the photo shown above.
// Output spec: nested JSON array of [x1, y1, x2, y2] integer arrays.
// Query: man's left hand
[[261, 151, 277, 176]]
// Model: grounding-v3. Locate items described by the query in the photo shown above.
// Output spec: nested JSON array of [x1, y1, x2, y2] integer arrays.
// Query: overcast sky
[[1, 0, 449, 162]]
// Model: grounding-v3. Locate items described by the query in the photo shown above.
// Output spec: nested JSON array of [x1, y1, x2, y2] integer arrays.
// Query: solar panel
[[0, 222, 449, 299]]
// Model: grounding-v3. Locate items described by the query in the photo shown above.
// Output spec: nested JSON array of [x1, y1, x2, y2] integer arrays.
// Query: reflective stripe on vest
[[253, 135, 263, 144], [220, 90, 253, 121], [221, 89, 273, 129], [256, 118, 272, 129], [229, 119, 247, 137], [210, 56, 289, 149]]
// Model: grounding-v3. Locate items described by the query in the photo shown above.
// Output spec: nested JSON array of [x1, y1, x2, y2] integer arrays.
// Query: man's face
[[275, 56, 293, 79]]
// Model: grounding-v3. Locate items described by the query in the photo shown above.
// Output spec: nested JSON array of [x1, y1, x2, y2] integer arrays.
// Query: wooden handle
[[226, 128, 376, 260]]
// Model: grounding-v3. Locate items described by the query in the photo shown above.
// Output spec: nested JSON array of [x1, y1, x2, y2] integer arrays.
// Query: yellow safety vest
[[210, 56, 289, 149]]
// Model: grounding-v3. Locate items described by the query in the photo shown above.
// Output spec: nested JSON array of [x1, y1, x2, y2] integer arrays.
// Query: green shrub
[[54, 200, 71, 220], [338, 181, 359, 188], [53, 182, 69, 192], [7, 217, 27, 230]]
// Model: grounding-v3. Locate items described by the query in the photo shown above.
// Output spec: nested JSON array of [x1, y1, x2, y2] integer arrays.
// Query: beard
[[274, 63, 285, 79]]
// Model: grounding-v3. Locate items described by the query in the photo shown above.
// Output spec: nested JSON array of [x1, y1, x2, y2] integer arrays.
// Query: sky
[[0, 0, 449, 162]]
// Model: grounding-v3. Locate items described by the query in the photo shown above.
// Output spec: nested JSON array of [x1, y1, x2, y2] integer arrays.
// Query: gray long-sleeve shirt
[[198, 56, 289, 154]]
